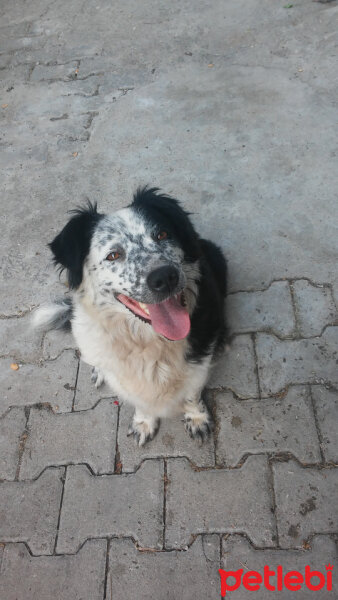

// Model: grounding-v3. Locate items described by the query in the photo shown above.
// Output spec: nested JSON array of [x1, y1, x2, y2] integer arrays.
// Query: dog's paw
[[184, 410, 214, 444], [127, 416, 160, 447], [91, 367, 105, 388]]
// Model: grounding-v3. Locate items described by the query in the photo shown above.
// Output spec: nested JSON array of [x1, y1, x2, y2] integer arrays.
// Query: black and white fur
[[34, 187, 227, 445]]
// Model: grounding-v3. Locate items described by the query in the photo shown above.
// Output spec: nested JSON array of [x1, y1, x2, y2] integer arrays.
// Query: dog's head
[[50, 187, 201, 340]]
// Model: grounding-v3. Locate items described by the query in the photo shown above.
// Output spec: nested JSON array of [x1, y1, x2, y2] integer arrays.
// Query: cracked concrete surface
[[0, 0, 337, 598]]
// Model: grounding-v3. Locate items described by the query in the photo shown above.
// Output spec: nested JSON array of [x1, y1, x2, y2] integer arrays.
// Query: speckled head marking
[[49, 187, 202, 340]]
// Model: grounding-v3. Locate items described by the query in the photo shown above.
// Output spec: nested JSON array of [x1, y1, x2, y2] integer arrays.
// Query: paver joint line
[[14, 407, 30, 481]]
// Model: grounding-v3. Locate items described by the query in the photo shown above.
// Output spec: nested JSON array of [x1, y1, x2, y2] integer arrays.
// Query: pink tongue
[[147, 296, 190, 340]]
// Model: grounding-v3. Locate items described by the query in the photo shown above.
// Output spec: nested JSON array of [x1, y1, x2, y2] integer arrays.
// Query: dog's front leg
[[182, 360, 214, 443], [127, 408, 160, 447], [183, 394, 213, 443], [90, 366, 105, 388]]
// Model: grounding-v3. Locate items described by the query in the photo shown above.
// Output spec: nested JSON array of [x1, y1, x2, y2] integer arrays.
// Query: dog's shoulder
[[187, 238, 227, 362]]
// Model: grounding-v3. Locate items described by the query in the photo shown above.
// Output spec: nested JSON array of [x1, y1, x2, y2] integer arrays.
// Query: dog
[[34, 187, 227, 445]]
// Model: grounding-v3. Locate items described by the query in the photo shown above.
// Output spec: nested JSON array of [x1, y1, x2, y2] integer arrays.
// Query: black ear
[[131, 186, 201, 262], [49, 201, 103, 288]]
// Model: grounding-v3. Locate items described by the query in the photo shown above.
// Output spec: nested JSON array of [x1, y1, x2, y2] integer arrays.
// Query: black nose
[[147, 266, 179, 295]]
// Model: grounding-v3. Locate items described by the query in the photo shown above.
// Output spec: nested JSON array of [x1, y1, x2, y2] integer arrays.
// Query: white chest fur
[[72, 298, 207, 417]]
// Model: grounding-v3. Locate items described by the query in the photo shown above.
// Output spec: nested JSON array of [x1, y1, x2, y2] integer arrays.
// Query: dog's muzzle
[[146, 265, 179, 296]]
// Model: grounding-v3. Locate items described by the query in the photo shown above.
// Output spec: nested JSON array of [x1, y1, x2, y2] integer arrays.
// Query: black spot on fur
[[49, 201, 103, 288]]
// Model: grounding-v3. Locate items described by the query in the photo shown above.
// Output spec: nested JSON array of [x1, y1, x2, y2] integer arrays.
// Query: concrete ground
[[0, 0, 337, 598]]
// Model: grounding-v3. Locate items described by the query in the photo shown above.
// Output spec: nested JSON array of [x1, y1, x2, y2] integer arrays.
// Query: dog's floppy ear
[[49, 201, 103, 288]]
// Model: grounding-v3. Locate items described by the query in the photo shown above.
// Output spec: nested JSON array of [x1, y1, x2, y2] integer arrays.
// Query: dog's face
[[50, 187, 201, 340], [90, 208, 188, 304]]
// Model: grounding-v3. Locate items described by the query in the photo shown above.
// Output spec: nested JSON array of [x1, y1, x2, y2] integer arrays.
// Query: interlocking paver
[[273, 459, 338, 548], [108, 535, 220, 600], [215, 387, 320, 466], [210, 335, 259, 397], [20, 399, 117, 479], [73, 360, 112, 411], [118, 402, 215, 472], [0, 351, 78, 416], [56, 460, 164, 553], [227, 281, 295, 337], [256, 327, 338, 396], [292, 280, 337, 337], [0, 468, 64, 554], [0, 540, 106, 600], [312, 386, 338, 463], [0, 407, 26, 480], [221, 534, 338, 599], [165, 456, 275, 549], [0, 315, 43, 362]]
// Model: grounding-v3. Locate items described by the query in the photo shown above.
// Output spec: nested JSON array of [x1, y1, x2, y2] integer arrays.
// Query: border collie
[[34, 187, 227, 446]]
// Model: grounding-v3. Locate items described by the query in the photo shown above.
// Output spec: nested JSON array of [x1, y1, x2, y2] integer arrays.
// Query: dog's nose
[[147, 266, 179, 294]]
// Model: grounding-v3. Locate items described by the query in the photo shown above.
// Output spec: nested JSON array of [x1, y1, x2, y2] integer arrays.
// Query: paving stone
[[312, 386, 338, 463], [1, 35, 45, 53], [209, 335, 259, 398], [292, 280, 337, 337], [118, 402, 215, 472], [57, 460, 164, 553], [5, 80, 100, 120], [227, 281, 295, 337], [78, 56, 152, 88], [42, 328, 76, 359], [0, 351, 78, 416], [0, 63, 32, 85], [165, 455, 275, 549], [256, 327, 338, 396], [30, 61, 79, 82], [0, 22, 30, 42], [0, 314, 43, 361], [0, 132, 49, 170], [20, 399, 117, 479], [0, 539, 106, 600], [221, 534, 338, 599], [0, 468, 64, 554], [73, 359, 113, 410], [0, 52, 10, 68], [273, 459, 338, 548], [45, 112, 99, 143], [0, 407, 27, 480], [108, 535, 220, 600], [215, 387, 320, 467]]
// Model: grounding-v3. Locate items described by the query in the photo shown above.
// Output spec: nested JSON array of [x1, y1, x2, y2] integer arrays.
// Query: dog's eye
[[157, 231, 168, 241], [106, 251, 120, 261]]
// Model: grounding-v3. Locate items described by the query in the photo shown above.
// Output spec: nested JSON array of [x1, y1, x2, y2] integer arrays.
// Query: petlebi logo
[[218, 563, 334, 596]]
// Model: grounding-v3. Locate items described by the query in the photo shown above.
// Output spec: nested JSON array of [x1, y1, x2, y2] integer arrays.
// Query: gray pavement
[[0, 0, 337, 598]]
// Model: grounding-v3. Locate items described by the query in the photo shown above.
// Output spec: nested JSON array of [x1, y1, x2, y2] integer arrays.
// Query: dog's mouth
[[116, 291, 190, 341]]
